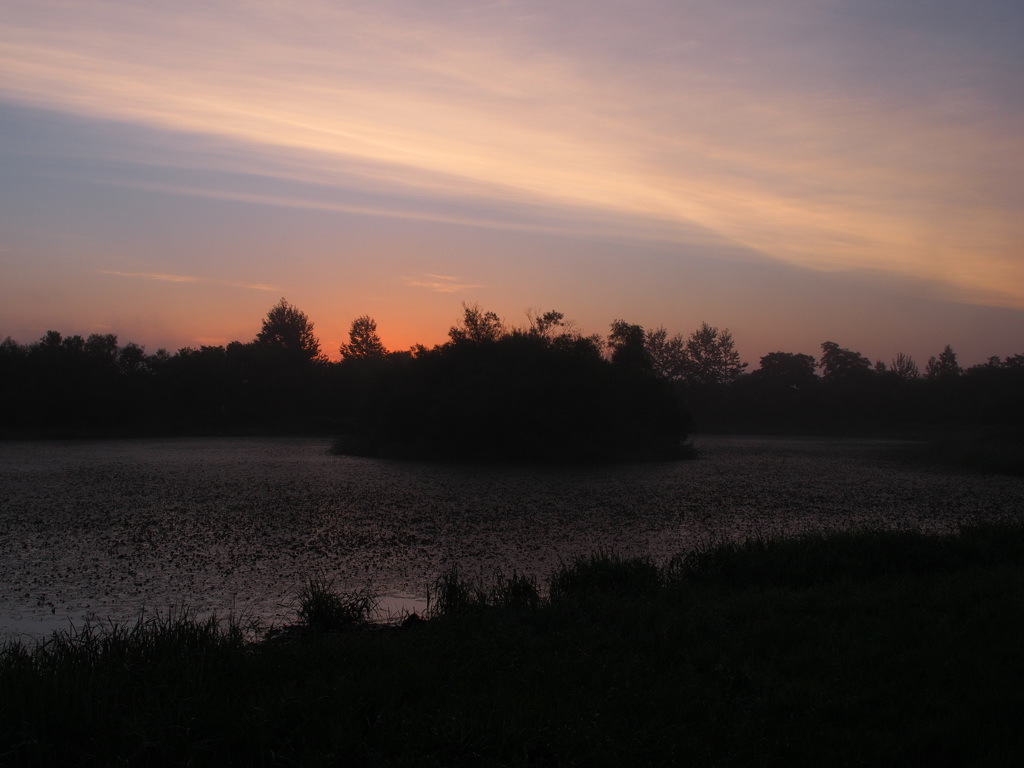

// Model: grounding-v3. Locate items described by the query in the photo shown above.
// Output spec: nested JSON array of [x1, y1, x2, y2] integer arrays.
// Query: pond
[[1, 435, 1021, 639]]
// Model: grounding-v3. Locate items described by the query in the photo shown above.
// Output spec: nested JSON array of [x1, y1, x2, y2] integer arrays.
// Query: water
[[1, 435, 1021, 639]]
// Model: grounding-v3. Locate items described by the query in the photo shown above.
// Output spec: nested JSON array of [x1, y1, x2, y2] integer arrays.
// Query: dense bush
[[334, 329, 692, 462]]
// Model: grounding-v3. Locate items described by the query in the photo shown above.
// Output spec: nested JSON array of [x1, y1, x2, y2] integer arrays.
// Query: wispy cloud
[[3, 1, 1023, 306], [101, 270, 277, 292], [405, 274, 484, 294], [95, 178, 679, 244]]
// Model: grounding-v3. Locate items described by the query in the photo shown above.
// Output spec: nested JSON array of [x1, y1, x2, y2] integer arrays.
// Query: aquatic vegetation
[[427, 566, 487, 617], [2, 435, 1023, 639], [427, 567, 541, 617], [296, 575, 375, 632], [549, 550, 661, 602], [669, 520, 1024, 587], [4, 526, 1024, 766]]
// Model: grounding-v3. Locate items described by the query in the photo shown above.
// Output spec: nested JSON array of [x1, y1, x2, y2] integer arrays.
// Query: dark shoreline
[[4, 522, 1024, 766]]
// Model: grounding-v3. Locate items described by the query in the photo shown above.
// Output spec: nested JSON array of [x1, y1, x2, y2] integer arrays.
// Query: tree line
[[2, 298, 1021, 452]]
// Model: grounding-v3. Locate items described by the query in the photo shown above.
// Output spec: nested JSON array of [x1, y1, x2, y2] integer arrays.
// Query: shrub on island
[[332, 320, 692, 463]]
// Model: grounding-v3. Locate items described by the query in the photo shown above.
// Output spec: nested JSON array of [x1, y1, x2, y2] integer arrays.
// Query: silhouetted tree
[[336, 309, 688, 462], [0, 337, 29, 429], [683, 322, 746, 387], [815, 341, 888, 429], [608, 320, 651, 373], [117, 342, 148, 375], [926, 345, 961, 379], [725, 351, 821, 429], [889, 353, 919, 380], [255, 298, 323, 362], [960, 353, 1024, 425], [526, 309, 568, 339], [820, 341, 871, 380], [753, 352, 818, 387], [85, 333, 118, 362], [61, 334, 85, 355], [340, 315, 388, 360], [39, 330, 62, 351], [645, 326, 687, 380], [11, 304, 1024, 441], [246, 299, 331, 428], [448, 303, 504, 344], [0, 336, 26, 364]]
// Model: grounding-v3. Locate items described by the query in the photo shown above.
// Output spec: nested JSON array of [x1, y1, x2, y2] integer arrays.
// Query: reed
[[296, 575, 376, 632], [3, 522, 1024, 766]]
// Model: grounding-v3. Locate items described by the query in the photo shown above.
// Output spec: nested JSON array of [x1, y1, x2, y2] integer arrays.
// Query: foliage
[[255, 297, 323, 362], [3, 303, 1023, 439], [526, 308, 569, 339], [683, 322, 747, 387], [890, 352, 920, 380], [427, 567, 487, 616], [926, 344, 962, 379], [339, 315, 388, 360], [297, 576, 376, 632], [5, 524, 1024, 766], [638, 322, 747, 387], [549, 551, 661, 602], [608, 319, 650, 372], [819, 340, 872, 380], [427, 567, 540, 617], [448, 302, 504, 344], [645, 325, 688, 380], [490, 570, 542, 611], [749, 351, 817, 388], [336, 307, 691, 462]]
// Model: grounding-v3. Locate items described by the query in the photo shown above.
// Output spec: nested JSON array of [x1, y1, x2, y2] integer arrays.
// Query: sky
[[2, 0, 1022, 367]]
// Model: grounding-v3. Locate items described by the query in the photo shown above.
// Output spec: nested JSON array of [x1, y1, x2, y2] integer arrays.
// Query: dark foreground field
[[3, 523, 1024, 767]]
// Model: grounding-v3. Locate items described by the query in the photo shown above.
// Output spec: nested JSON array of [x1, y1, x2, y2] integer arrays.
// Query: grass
[[427, 567, 541, 616], [296, 574, 376, 632], [4, 522, 1024, 766]]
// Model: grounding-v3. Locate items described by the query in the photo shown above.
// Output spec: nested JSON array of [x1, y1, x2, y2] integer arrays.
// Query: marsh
[[2, 435, 1021, 638]]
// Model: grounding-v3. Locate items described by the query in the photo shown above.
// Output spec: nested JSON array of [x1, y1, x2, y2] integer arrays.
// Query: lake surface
[[2, 435, 1022, 639]]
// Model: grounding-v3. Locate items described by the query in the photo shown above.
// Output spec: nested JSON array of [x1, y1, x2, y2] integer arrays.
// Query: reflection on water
[[1, 435, 1021, 639]]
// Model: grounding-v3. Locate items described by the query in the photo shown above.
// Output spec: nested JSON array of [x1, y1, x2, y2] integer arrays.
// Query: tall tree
[[752, 351, 818, 388], [117, 342, 148, 375], [608, 320, 651, 373], [526, 309, 568, 340], [448, 303, 504, 344], [255, 298, 323, 361], [819, 341, 871, 380], [85, 333, 118, 363], [683, 322, 747, 386], [645, 326, 687, 381], [926, 345, 961, 379], [340, 315, 388, 360], [890, 352, 920, 380]]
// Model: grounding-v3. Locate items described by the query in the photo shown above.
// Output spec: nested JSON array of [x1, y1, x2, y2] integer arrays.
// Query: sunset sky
[[2, 0, 1022, 367]]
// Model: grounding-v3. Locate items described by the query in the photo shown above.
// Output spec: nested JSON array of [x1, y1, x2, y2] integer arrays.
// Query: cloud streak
[[405, 275, 485, 294], [3, 1, 1023, 306], [101, 270, 277, 292]]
